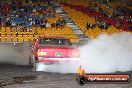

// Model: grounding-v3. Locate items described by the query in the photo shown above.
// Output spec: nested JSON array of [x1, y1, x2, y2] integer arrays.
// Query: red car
[[29, 36, 80, 71]]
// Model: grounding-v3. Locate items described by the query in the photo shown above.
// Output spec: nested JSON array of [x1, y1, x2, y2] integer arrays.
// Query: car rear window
[[39, 38, 72, 46]]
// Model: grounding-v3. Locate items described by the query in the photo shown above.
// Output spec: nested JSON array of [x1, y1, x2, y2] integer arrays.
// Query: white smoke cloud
[[36, 62, 79, 73], [0, 43, 30, 65], [36, 32, 132, 73], [79, 32, 132, 73]]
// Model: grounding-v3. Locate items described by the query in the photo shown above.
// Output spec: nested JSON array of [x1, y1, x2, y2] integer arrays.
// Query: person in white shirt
[[11, 21, 17, 31], [46, 22, 51, 28]]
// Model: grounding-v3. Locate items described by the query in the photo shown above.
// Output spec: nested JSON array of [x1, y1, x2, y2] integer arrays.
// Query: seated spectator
[[24, 20, 30, 32], [32, 8, 37, 13], [94, 3, 97, 10], [11, 21, 17, 30], [46, 22, 51, 28], [18, 23, 24, 32], [35, 19, 40, 26], [116, 19, 123, 29], [62, 19, 66, 26], [97, 21, 102, 28], [98, 8, 103, 13], [41, 16, 46, 22], [88, 2, 95, 12], [5, 16, 10, 26], [91, 23, 96, 29], [86, 22, 91, 29], [29, 20, 35, 26], [56, 18, 62, 28], [106, 21, 111, 28], [40, 21, 46, 29], [0, 2, 57, 32], [102, 21, 107, 29], [56, 18, 66, 28], [128, 16, 132, 24], [51, 22, 56, 28], [125, 15, 130, 23]]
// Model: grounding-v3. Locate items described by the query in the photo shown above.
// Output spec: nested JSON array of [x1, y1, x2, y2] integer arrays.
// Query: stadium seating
[[0, 0, 131, 43], [61, 5, 123, 39], [0, 1, 79, 43]]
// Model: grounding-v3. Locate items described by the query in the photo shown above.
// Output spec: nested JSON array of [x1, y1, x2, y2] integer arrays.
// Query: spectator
[[61, 19, 66, 26], [11, 21, 17, 30], [0, 1, 57, 32], [91, 23, 96, 29], [56, 18, 62, 28], [102, 21, 107, 29], [18, 23, 24, 32], [46, 22, 51, 28], [51, 22, 56, 28], [40, 21, 46, 29], [86, 22, 91, 29], [116, 19, 123, 29], [35, 19, 40, 26], [24, 20, 30, 32]]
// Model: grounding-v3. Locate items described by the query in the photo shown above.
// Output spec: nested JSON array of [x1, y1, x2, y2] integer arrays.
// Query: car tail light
[[72, 50, 80, 57], [37, 49, 47, 56], [37, 51, 47, 56]]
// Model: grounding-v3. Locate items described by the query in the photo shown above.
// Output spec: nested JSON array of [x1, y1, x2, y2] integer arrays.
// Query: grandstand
[[0, 0, 131, 42]]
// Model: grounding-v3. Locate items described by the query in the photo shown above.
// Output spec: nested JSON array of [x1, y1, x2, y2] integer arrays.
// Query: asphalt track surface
[[0, 64, 131, 88]]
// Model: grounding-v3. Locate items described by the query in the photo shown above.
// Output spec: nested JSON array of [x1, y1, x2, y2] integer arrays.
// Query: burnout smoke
[[36, 32, 132, 73], [36, 62, 79, 73], [0, 43, 30, 65], [79, 32, 132, 73]]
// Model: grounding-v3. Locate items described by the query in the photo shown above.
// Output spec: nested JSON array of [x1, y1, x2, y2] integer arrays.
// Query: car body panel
[[29, 36, 80, 64]]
